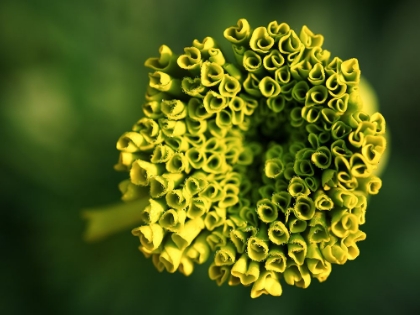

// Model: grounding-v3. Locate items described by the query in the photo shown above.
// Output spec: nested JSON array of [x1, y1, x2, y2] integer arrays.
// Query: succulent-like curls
[[113, 19, 387, 298]]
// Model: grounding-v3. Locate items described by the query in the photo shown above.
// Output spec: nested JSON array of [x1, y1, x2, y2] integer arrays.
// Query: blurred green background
[[1, 0, 419, 314]]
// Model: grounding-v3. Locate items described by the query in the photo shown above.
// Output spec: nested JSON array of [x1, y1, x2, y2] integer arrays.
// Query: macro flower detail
[[113, 18, 387, 297]]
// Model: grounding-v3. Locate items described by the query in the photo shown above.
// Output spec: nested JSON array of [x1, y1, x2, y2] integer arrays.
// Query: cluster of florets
[[115, 19, 387, 298]]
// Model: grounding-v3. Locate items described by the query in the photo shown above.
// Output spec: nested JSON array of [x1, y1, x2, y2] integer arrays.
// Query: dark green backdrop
[[1, 0, 419, 314]]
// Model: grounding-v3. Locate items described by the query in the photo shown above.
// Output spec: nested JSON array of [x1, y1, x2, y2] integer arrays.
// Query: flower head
[[114, 18, 387, 297]]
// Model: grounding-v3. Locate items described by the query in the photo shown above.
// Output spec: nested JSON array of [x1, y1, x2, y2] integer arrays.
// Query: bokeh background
[[1, 0, 420, 314]]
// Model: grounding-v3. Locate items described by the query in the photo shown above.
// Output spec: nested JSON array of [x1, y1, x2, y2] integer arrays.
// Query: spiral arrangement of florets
[[115, 19, 387, 298]]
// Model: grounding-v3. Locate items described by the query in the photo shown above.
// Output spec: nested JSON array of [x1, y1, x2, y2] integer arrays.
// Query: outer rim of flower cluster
[[115, 18, 387, 298]]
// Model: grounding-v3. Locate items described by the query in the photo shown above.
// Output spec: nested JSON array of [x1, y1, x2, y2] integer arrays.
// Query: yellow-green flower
[[84, 18, 388, 298]]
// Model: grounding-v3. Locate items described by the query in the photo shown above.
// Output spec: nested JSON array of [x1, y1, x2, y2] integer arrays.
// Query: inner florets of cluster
[[115, 19, 387, 298]]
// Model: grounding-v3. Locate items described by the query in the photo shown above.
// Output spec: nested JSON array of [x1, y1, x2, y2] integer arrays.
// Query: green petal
[[290, 59, 312, 80], [247, 225, 269, 262], [358, 175, 382, 195], [186, 231, 211, 264], [223, 18, 252, 45], [311, 146, 332, 169], [322, 105, 342, 123], [181, 77, 207, 98], [203, 90, 228, 114], [361, 135, 386, 165], [263, 50, 285, 72], [331, 139, 353, 158], [339, 58, 361, 86], [284, 261, 311, 288], [313, 190, 334, 210], [231, 44, 246, 66], [141, 198, 167, 224], [326, 73, 347, 98], [288, 176, 310, 197], [243, 73, 262, 97], [144, 45, 180, 76], [288, 213, 308, 234], [201, 61, 224, 87], [187, 196, 212, 219], [328, 188, 358, 209], [145, 86, 168, 102], [230, 229, 248, 253], [149, 175, 174, 198], [164, 135, 190, 152], [179, 255, 195, 276], [159, 239, 184, 273], [184, 172, 209, 197], [330, 209, 359, 238], [161, 99, 187, 120], [239, 206, 259, 227], [265, 245, 287, 272], [343, 230, 366, 260], [272, 191, 291, 214], [151, 144, 174, 163], [274, 66, 292, 85], [256, 199, 279, 223], [288, 234, 307, 265], [159, 208, 186, 232], [219, 74, 241, 98], [206, 228, 227, 251], [208, 263, 231, 286], [305, 85, 328, 107], [266, 94, 286, 113], [308, 63, 326, 86], [308, 47, 331, 65], [172, 217, 204, 250], [231, 254, 260, 285], [249, 26, 275, 54], [268, 221, 290, 245], [306, 243, 330, 276], [267, 21, 289, 40], [307, 211, 330, 243], [215, 242, 237, 266], [151, 254, 165, 272], [205, 208, 226, 231], [133, 118, 163, 144], [299, 25, 323, 48], [208, 48, 226, 65], [132, 223, 165, 252], [177, 46, 202, 76], [259, 76, 281, 98], [199, 181, 225, 201], [265, 158, 284, 179], [116, 132, 150, 153], [325, 57, 342, 76], [250, 271, 282, 298], [130, 160, 164, 186], [293, 195, 315, 221], [302, 105, 322, 124], [320, 235, 348, 265], [148, 71, 182, 97], [243, 50, 264, 75], [143, 101, 163, 119], [192, 36, 218, 59], [185, 117, 207, 135], [291, 81, 310, 103], [114, 152, 143, 172], [328, 93, 349, 113], [278, 29, 303, 55], [166, 189, 190, 210], [159, 118, 187, 138]]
